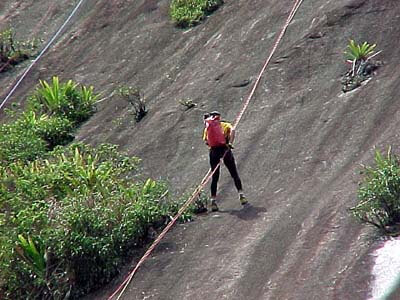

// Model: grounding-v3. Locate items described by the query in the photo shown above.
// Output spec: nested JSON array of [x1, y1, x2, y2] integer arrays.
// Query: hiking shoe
[[210, 199, 219, 212], [239, 194, 248, 206]]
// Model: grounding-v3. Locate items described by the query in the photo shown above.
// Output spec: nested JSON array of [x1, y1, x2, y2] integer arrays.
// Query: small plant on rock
[[116, 86, 147, 122], [178, 98, 197, 110], [0, 28, 39, 73], [341, 40, 381, 92], [350, 147, 400, 234]]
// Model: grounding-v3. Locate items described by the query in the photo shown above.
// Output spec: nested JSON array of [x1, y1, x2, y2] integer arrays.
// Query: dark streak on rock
[[231, 79, 250, 88]]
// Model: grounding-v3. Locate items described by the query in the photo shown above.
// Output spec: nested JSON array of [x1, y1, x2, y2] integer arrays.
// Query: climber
[[203, 111, 247, 211]]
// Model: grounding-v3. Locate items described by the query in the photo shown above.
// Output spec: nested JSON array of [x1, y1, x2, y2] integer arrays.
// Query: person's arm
[[229, 128, 236, 144], [203, 128, 209, 145]]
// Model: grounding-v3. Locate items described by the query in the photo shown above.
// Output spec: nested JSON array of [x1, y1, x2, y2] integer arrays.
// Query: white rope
[[0, 0, 85, 111]]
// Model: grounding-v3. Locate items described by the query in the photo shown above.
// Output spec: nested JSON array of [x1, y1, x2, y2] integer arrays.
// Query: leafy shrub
[[0, 28, 39, 72], [116, 86, 147, 122], [33, 114, 74, 150], [20, 111, 74, 150], [0, 76, 98, 164], [0, 119, 47, 165], [170, 0, 223, 27], [0, 76, 195, 298], [350, 148, 400, 232], [0, 112, 74, 165], [0, 143, 193, 299], [28, 76, 98, 125]]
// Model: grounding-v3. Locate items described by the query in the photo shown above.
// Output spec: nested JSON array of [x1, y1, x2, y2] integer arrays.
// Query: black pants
[[209, 146, 243, 197]]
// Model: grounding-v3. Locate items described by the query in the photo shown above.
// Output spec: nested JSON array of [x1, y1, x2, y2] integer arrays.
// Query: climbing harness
[[108, 0, 304, 299]]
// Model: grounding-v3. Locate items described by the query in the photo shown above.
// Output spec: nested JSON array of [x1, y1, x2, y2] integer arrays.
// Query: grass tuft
[[170, 0, 224, 28]]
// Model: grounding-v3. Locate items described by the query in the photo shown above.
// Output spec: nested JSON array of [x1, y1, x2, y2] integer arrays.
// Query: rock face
[[2, 0, 400, 299]]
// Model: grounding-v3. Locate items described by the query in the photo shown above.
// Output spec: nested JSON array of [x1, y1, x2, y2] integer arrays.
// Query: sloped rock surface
[[2, 0, 400, 299]]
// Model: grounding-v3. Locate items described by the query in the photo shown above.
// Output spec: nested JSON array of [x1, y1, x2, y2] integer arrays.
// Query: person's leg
[[209, 148, 222, 211], [210, 166, 220, 198], [223, 150, 243, 191], [223, 150, 247, 205]]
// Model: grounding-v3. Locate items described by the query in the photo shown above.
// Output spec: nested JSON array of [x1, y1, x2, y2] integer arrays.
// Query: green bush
[[0, 111, 74, 165], [0, 120, 47, 165], [350, 148, 400, 232], [0, 76, 196, 298], [0, 143, 191, 299], [28, 76, 98, 125], [20, 111, 74, 150], [33, 114, 74, 150], [0, 76, 98, 166], [170, 0, 223, 27]]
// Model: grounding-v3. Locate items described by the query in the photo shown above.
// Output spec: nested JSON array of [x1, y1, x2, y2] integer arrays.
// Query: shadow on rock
[[220, 204, 267, 221]]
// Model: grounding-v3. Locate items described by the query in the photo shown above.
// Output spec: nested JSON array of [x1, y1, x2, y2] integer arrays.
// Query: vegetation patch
[[116, 86, 147, 122], [170, 0, 224, 28], [0, 143, 194, 299], [341, 40, 381, 92], [28, 76, 98, 125], [0, 77, 199, 299], [0, 28, 39, 73], [0, 77, 97, 166], [0, 112, 73, 165], [350, 148, 400, 234], [178, 98, 197, 110]]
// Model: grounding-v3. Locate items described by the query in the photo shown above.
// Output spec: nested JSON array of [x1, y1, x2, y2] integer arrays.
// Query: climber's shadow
[[219, 204, 267, 221]]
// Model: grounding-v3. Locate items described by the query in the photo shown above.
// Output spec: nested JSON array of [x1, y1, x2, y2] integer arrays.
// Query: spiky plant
[[36, 77, 64, 113], [345, 40, 376, 62], [16, 235, 47, 279], [350, 147, 400, 232], [31, 76, 98, 124]]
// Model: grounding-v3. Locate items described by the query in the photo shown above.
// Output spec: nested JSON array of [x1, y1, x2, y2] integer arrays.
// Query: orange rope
[[233, 0, 303, 130], [108, 168, 215, 300], [109, 0, 304, 298]]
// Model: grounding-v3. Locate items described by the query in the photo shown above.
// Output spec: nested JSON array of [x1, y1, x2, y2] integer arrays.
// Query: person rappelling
[[203, 111, 248, 212]]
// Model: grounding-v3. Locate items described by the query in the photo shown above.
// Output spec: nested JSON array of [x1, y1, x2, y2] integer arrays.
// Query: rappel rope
[[232, 0, 303, 130], [108, 0, 304, 299], [0, 0, 85, 111]]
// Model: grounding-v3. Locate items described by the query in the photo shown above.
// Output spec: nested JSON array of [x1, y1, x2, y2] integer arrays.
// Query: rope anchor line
[[108, 0, 305, 299]]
